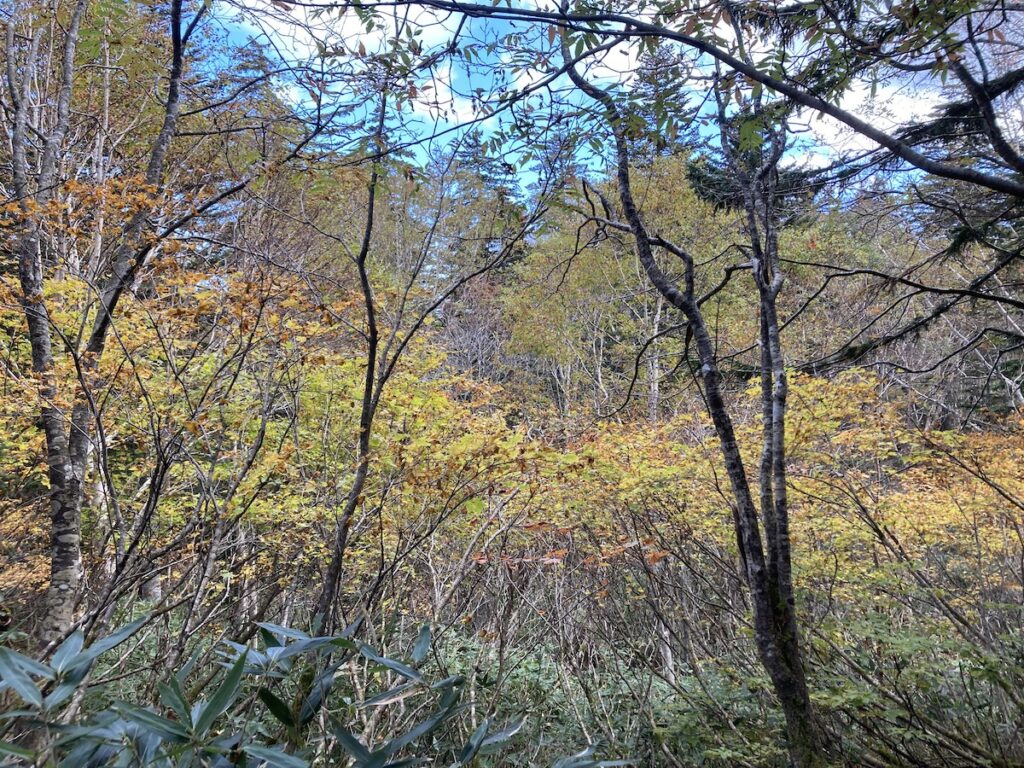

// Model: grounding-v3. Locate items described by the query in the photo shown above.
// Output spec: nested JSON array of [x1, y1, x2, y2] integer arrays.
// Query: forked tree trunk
[[562, 36, 824, 765], [313, 97, 387, 629], [7, 0, 195, 642], [8, 0, 88, 642]]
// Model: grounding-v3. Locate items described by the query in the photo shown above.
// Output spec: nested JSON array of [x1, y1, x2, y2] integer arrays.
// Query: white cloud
[[806, 78, 942, 155], [411, 62, 480, 124], [226, 0, 461, 68], [792, 76, 943, 161]]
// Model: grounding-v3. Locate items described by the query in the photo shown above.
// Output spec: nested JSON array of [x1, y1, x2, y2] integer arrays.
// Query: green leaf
[[258, 687, 295, 728], [430, 674, 464, 690], [480, 716, 526, 753], [0, 740, 33, 759], [384, 699, 463, 754], [410, 625, 430, 664], [259, 626, 283, 649], [331, 636, 359, 651], [0, 709, 38, 721], [463, 498, 485, 516], [553, 745, 598, 768], [83, 616, 148, 659], [42, 680, 79, 711], [331, 720, 371, 762], [0, 648, 53, 680], [194, 650, 247, 736], [243, 744, 309, 768], [737, 117, 763, 152], [113, 702, 190, 743], [458, 719, 489, 763], [277, 636, 348, 661], [256, 623, 310, 642], [359, 646, 421, 682], [176, 644, 204, 685], [299, 668, 335, 725], [361, 681, 419, 708], [0, 648, 43, 707], [49, 631, 84, 673], [336, 616, 363, 642], [158, 677, 191, 726]]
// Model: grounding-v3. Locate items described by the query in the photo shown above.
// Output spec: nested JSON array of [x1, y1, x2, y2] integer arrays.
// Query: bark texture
[[563, 30, 825, 766]]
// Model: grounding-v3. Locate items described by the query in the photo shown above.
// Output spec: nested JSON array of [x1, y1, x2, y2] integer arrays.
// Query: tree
[[308, 100, 555, 629], [558, 17, 829, 759], [6, 0, 198, 642], [3, 0, 328, 643]]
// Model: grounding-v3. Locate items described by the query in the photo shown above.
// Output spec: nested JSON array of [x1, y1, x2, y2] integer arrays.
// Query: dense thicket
[[1, 0, 1023, 766]]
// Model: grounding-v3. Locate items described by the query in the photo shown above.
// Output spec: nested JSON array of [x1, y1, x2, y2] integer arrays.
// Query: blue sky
[[207, 0, 941, 190]]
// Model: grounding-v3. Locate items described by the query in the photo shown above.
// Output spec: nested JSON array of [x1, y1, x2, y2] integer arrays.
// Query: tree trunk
[[562, 39, 825, 764], [6, 0, 195, 642]]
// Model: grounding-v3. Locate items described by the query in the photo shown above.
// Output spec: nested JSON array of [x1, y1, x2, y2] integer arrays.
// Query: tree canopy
[[2, 0, 1023, 765]]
